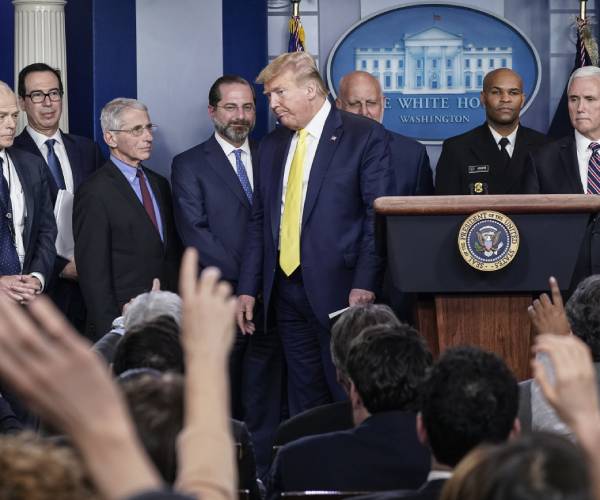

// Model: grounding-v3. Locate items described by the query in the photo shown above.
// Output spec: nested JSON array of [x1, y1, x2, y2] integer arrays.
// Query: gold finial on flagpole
[[580, 0, 588, 21], [291, 0, 301, 18]]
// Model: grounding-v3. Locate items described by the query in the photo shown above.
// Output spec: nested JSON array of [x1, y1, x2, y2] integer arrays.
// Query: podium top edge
[[374, 194, 600, 215]]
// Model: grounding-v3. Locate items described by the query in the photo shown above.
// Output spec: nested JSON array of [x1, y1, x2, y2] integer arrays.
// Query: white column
[[13, 0, 68, 132]]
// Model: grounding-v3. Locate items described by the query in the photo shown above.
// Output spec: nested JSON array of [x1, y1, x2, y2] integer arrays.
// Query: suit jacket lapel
[[502, 126, 530, 193], [18, 129, 59, 202], [62, 132, 83, 188], [8, 151, 34, 251], [270, 130, 293, 245], [204, 136, 250, 209], [561, 136, 584, 193], [301, 107, 342, 228]]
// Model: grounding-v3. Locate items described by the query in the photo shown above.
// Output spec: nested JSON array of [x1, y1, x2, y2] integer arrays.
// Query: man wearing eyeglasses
[[73, 98, 180, 340], [171, 75, 283, 477], [13, 63, 104, 335]]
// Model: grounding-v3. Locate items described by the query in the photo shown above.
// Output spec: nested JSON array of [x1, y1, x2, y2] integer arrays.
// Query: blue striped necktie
[[0, 157, 21, 275], [233, 149, 253, 202], [588, 142, 600, 194]]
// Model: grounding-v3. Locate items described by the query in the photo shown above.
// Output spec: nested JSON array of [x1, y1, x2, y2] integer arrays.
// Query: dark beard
[[214, 118, 254, 144]]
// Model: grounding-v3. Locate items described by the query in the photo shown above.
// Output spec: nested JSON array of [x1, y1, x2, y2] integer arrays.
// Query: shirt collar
[[26, 125, 62, 149], [111, 154, 140, 183], [302, 98, 331, 140], [488, 124, 518, 147], [574, 129, 600, 156], [427, 470, 453, 482], [213, 132, 251, 158]]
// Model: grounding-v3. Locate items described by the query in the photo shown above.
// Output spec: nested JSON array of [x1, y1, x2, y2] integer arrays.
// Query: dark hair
[[566, 275, 600, 361], [208, 75, 255, 107], [442, 433, 592, 500], [18, 63, 64, 98], [330, 304, 400, 386], [121, 374, 183, 484], [345, 323, 432, 413], [112, 316, 183, 376], [422, 346, 518, 467]]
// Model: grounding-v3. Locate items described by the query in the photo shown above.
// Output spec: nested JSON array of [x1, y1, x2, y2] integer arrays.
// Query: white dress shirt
[[213, 132, 254, 189], [488, 125, 518, 158], [26, 126, 74, 194]]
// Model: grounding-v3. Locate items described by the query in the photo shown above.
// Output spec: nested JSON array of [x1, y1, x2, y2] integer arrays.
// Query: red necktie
[[136, 168, 159, 230]]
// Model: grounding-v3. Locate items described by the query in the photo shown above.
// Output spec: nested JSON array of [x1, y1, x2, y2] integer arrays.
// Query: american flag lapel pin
[[330, 135, 337, 142]]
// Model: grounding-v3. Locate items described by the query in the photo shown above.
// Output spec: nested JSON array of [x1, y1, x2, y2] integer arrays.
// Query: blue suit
[[388, 131, 433, 196], [238, 105, 390, 414], [171, 134, 283, 477], [13, 130, 103, 334]]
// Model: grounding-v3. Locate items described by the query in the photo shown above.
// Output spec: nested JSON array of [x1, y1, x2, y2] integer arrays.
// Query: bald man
[[336, 71, 433, 195], [435, 68, 547, 195]]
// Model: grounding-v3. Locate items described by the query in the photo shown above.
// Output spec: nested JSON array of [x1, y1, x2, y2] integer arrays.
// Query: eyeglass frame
[[108, 124, 158, 137], [24, 89, 64, 104]]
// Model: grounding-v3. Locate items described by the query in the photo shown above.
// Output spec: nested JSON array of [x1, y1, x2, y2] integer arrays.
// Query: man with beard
[[435, 68, 546, 195], [171, 75, 283, 477]]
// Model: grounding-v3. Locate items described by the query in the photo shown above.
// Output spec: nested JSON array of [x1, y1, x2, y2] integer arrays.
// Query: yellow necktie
[[280, 129, 308, 276]]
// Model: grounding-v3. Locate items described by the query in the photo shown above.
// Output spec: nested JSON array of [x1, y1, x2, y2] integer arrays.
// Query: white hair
[[100, 97, 148, 133], [123, 291, 182, 331], [567, 66, 600, 93]]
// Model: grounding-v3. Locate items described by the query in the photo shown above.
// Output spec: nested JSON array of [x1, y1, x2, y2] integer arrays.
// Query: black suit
[[274, 400, 353, 446], [435, 123, 547, 195], [74, 161, 180, 339], [267, 411, 430, 499], [13, 129, 103, 333], [354, 479, 447, 500]]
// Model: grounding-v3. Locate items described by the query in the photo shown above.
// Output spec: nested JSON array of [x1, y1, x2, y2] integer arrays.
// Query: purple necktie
[[587, 142, 600, 194]]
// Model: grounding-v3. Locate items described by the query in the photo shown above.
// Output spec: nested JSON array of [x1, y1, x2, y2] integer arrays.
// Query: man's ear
[[349, 380, 363, 410], [335, 97, 343, 110], [416, 412, 429, 446], [305, 80, 318, 101], [104, 130, 117, 149], [18, 96, 26, 111]]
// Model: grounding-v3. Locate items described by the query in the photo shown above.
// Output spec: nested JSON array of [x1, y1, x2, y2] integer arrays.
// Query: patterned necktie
[[136, 168, 159, 231], [279, 129, 308, 276], [0, 157, 21, 275], [45, 139, 66, 190], [233, 149, 253, 202], [499, 137, 511, 167], [588, 142, 600, 194]]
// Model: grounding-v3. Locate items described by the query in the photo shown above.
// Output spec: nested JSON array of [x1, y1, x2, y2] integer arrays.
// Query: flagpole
[[580, 0, 587, 20], [292, 0, 300, 17]]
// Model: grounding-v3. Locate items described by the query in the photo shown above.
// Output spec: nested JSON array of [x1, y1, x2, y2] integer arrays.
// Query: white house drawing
[[354, 27, 512, 94]]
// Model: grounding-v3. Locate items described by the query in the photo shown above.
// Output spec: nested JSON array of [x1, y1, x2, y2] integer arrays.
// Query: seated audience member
[[435, 68, 546, 195], [0, 249, 237, 500], [440, 433, 592, 500], [359, 345, 520, 500], [0, 432, 99, 499], [112, 316, 183, 376], [93, 287, 181, 363], [268, 323, 432, 498], [274, 304, 400, 446], [521, 276, 600, 436], [122, 372, 262, 500], [0, 393, 22, 434]]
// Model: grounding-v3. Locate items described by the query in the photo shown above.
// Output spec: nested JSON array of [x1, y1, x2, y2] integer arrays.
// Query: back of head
[[566, 275, 600, 361], [346, 323, 432, 413], [442, 433, 592, 500], [121, 373, 183, 484], [112, 316, 183, 376], [422, 346, 518, 467], [256, 51, 328, 97], [123, 290, 182, 331], [0, 432, 98, 500], [330, 304, 400, 388]]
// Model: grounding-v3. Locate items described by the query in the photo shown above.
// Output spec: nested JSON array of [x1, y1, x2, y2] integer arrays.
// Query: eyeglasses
[[214, 104, 255, 113], [109, 124, 158, 137], [25, 89, 63, 103]]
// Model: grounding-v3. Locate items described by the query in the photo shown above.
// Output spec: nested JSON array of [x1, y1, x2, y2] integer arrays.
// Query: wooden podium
[[375, 195, 600, 380]]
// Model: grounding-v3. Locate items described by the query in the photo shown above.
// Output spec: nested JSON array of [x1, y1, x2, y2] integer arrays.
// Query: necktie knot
[[590, 142, 600, 154], [298, 129, 308, 142], [46, 138, 56, 148], [234, 149, 243, 160], [499, 137, 510, 149]]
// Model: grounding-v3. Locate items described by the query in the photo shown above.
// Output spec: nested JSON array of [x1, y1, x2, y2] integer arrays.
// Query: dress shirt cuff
[[30, 272, 45, 292]]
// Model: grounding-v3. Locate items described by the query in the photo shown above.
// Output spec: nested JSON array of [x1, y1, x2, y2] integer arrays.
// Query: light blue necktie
[[45, 139, 66, 190], [233, 149, 253, 203]]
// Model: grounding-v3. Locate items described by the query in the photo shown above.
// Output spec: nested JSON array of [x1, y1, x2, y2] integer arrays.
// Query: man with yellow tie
[[237, 52, 390, 415]]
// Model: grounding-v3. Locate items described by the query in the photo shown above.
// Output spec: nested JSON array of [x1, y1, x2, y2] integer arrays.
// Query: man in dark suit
[[524, 66, 600, 194], [74, 98, 180, 340], [267, 324, 431, 499], [336, 70, 433, 195], [171, 75, 282, 476], [0, 81, 56, 302], [356, 346, 520, 500], [435, 68, 546, 195], [13, 63, 103, 333], [237, 52, 390, 415]]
